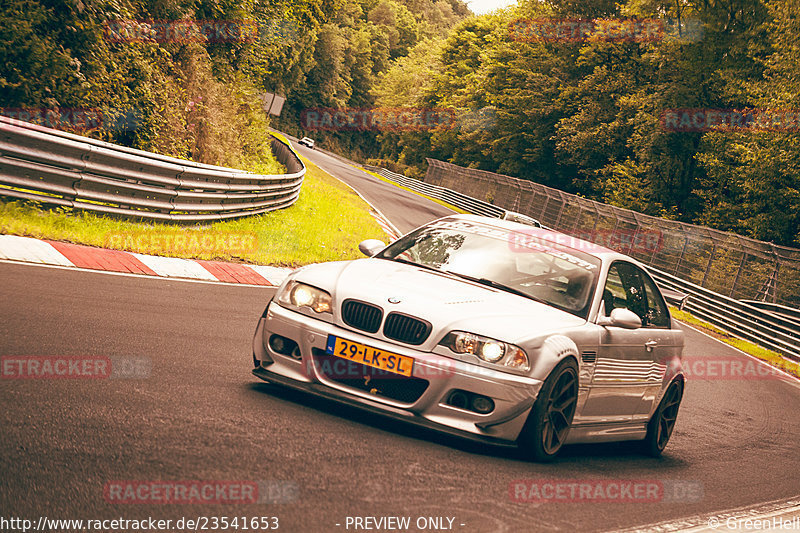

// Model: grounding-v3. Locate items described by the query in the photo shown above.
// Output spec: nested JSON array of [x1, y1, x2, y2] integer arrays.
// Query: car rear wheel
[[642, 379, 683, 457], [518, 358, 578, 462]]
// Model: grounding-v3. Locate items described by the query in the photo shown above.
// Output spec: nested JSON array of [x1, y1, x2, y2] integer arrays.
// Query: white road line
[[615, 497, 800, 532], [675, 319, 800, 386], [0, 234, 74, 266]]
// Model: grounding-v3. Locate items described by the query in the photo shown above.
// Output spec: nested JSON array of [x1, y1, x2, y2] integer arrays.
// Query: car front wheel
[[518, 358, 578, 462]]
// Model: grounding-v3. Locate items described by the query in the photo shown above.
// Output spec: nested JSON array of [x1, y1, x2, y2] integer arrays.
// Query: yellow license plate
[[325, 336, 414, 377]]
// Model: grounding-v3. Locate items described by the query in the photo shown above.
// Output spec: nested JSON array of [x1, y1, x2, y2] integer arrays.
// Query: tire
[[642, 379, 683, 457], [518, 358, 579, 462]]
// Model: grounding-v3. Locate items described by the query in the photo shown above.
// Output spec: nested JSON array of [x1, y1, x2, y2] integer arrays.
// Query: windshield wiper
[[386, 256, 444, 273], [444, 271, 549, 304]]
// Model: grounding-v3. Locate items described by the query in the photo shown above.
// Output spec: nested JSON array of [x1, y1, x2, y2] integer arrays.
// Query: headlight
[[440, 331, 529, 370], [277, 281, 332, 314]]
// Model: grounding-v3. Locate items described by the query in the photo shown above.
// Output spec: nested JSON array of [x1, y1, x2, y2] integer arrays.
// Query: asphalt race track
[[285, 135, 455, 234], [1, 143, 799, 532]]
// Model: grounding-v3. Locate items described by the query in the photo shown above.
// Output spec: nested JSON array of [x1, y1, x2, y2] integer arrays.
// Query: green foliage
[[3, 0, 798, 248], [371, 0, 800, 247], [0, 0, 468, 172], [270, 0, 471, 159], [692, 0, 800, 246]]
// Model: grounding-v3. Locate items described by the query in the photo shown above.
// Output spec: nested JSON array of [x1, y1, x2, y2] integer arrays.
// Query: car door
[[632, 266, 682, 420], [580, 261, 673, 423]]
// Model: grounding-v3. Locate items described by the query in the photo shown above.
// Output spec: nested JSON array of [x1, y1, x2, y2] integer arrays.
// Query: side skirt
[[565, 420, 648, 444]]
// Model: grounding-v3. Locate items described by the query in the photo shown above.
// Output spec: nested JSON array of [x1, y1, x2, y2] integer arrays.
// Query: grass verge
[[0, 157, 386, 267], [670, 306, 800, 379]]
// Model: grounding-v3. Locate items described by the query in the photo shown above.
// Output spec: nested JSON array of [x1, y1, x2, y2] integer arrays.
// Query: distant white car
[[298, 137, 315, 149]]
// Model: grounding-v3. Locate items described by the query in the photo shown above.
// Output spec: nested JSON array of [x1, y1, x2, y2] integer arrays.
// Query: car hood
[[294, 258, 585, 345]]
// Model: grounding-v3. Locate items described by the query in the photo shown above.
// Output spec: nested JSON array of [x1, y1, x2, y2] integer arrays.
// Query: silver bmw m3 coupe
[[252, 214, 685, 460]]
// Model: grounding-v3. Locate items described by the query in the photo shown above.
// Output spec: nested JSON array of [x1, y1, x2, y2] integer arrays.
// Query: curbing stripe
[[199, 261, 271, 286], [0, 235, 75, 266], [48, 241, 157, 276], [373, 212, 402, 241], [0, 234, 293, 287], [248, 264, 293, 286], [131, 253, 222, 281]]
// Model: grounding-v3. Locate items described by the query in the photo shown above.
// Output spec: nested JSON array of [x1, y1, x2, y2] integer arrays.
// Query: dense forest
[[0, 0, 469, 169], [370, 0, 800, 247], [2, 0, 799, 246]]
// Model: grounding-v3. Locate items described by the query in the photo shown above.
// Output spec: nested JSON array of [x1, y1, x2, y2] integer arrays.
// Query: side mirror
[[358, 239, 386, 257], [598, 308, 642, 329]]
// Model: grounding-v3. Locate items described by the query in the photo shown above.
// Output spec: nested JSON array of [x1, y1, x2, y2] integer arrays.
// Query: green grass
[[670, 306, 800, 379], [0, 156, 386, 267]]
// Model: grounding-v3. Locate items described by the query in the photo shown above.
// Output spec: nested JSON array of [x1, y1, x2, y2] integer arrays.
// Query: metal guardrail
[[741, 300, 800, 326], [650, 267, 800, 361], [0, 116, 305, 222], [425, 158, 800, 309], [362, 165, 505, 218], [365, 162, 800, 362]]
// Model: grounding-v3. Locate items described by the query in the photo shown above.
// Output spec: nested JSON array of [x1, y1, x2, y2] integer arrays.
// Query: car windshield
[[376, 219, 601, 318]]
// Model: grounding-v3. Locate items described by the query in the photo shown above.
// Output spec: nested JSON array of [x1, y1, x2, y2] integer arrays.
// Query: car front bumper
[[252, 302, 544, 445]]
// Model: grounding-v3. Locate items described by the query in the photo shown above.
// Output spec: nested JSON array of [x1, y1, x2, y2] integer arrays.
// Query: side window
[[604, 262, 669, 328], [640, 270, 670, 328], [617, 262, 647, 320], [614, 262, 648, 322], [602, 264, 627, 316]]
